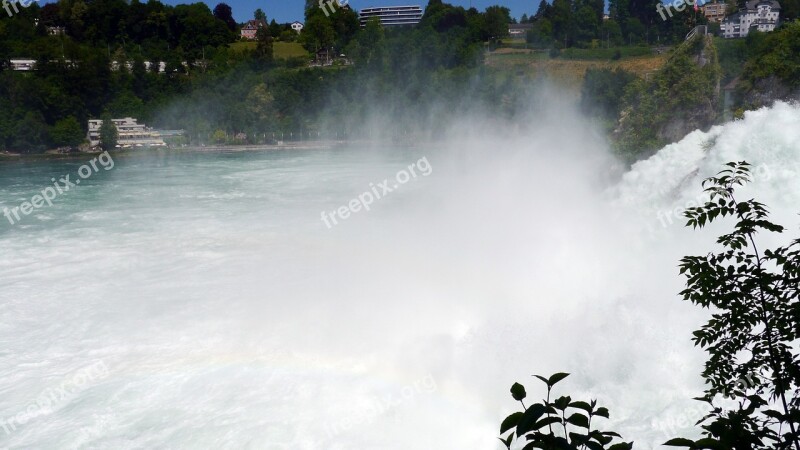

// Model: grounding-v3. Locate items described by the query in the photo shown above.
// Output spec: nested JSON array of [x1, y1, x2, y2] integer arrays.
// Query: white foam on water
[[0, 102, 798, 449]]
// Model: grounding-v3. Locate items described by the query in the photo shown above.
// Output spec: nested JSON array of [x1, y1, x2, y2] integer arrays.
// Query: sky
[[194, 0, 539, 24]]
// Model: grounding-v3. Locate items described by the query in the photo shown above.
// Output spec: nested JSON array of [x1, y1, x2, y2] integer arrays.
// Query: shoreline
[[0, 139, 422, 162]]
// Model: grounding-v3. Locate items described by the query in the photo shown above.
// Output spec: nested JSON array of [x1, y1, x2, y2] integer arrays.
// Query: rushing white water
[[0, 101, 798, 450]]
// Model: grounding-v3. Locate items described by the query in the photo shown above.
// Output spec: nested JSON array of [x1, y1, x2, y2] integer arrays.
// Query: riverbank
[[0, 140, 393, 162], [177, 141, 345, 153]]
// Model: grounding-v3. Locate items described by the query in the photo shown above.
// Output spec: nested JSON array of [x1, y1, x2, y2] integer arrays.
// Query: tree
[[781, 0, 800, 20], [623, 17, 645, 44], [574, 5, 600, 45], [599, 19, 624, 46], [535, 0, 552, 19], [246, 83, 277, 130], [484, 5, 512, 39], [301, 12, 336, 52], [98, 114, 118, 150], [499, 373, 633, 450], [269, 18, 282, 37], [590, 0, 605, 22], [255, 25, 274, 63], [254, 8, 266, 22], [212, 3, 236, 31], [609, 0, 630, 29], [667, 162, 800, 450], [350, 17, 385, 72], [527, 18, 554, 45], [212, 129, 226, 144], [12, 112, 49, 153], [550, 0, 573, 45], [50, 116, 85, 147]]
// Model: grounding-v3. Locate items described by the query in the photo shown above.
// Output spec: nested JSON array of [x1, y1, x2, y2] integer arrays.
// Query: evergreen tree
[[98, 114, 118, 151], [535, 0, 552, 19], [255, 26, 274, 63]]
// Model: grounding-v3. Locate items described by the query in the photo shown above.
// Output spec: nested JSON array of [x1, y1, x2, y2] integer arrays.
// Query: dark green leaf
[[554, 396, 571, 410], [608, 443, 633, 450], [511, 382, 527, 401], [501, 412, 523, 434], [516, 404, 547, 436], [566, 412, 589, 428], [534, 416, 562, 430], [569, 401, 592, 412], [594, 407, 609, 418], [548, 372, 570, 386]]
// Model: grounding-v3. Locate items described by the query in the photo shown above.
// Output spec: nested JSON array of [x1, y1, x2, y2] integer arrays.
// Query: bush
[[499, 372, 632, 450]]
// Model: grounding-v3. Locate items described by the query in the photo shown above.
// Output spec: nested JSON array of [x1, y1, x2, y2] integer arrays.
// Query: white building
[[291, 21, 304, 33], [721, 0, 780, 38], [508, 23, 533, 37], [88, 118, 166, 148], [9, 59, 36, 71], [359, 5, 423, 27]]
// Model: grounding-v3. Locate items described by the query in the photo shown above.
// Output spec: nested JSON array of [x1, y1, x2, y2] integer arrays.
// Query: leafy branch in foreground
[[499, 372, 633, 450], [666, 161, 800, 450]]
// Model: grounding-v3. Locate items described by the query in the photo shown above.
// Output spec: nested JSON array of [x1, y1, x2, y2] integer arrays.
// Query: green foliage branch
[[500, 372, 634, 450], [665, 162, 800, 450]]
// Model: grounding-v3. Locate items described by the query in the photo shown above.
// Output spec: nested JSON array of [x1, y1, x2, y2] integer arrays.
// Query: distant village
[[8, 1, 781, 74]]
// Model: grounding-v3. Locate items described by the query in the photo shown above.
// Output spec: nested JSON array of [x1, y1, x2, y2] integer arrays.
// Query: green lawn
[[557, 46, 657, 60], [229, 41, 309, 60], [275, 42, 309, 59]]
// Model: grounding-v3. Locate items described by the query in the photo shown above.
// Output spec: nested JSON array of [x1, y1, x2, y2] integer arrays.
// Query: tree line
[[0, 0, 529, 152]]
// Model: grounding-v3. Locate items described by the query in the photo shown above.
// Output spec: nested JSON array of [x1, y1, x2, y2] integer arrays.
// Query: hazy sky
[[196, 0, 539, 23]]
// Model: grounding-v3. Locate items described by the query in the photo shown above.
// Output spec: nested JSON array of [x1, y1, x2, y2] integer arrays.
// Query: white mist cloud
[[1, 94, 799, 449]]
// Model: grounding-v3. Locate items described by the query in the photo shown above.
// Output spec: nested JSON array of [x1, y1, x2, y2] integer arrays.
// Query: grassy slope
[[486, 49, 669, 93], [229, 41, 309, 59]]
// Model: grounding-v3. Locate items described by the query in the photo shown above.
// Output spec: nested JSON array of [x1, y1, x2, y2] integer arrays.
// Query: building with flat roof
[[359, 5, 423, 27], [88, 118, 166, 148]]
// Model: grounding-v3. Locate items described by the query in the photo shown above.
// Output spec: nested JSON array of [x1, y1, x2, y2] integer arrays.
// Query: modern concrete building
[[359, 5, 423, 27], [721, 0, 780, 38], [88, 118, 166, 148]]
